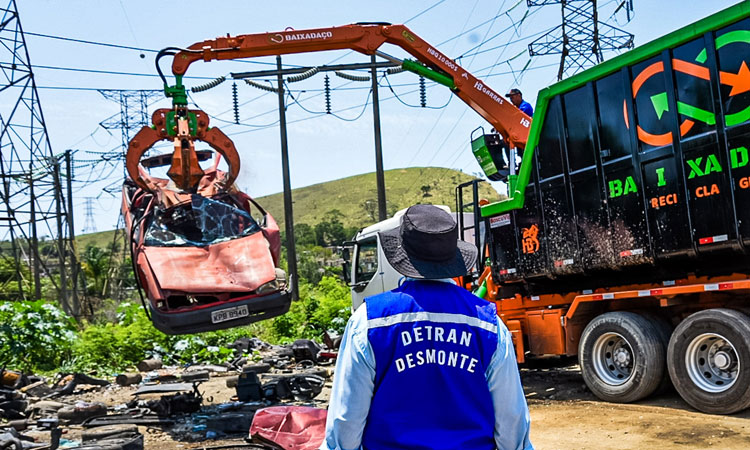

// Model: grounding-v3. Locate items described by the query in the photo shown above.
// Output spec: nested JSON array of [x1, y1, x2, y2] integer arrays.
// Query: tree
[[0, 257, 32, 300], [362, 200, 377, 221], [294, 223, 317, 247], [81, 245, 111, 296], [314, 210, 347, 247]]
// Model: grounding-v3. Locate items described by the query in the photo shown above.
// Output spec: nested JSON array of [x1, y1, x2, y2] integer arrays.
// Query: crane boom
[[170, 23, 531, 149], [126, 23, 531, 193]]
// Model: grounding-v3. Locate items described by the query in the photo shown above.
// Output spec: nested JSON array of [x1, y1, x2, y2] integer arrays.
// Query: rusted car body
[[122, 156, 291, 334]]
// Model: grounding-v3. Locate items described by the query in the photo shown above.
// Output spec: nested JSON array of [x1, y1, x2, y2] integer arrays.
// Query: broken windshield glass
[[144, 195, 260, 247]]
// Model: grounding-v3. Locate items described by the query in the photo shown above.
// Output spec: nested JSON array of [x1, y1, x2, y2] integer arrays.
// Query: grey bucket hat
[[378, 204, 477, 279]]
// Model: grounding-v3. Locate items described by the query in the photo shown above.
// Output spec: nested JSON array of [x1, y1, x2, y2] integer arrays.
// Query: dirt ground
[[35, 361, 750, 449], [519, 361, 750, 449]]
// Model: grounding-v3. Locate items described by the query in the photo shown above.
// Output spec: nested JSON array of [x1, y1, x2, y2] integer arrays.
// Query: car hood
[[140, 231, 276, 293]]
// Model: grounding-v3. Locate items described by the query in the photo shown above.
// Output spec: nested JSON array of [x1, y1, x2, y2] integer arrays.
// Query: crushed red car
[[122, 154, 291, 335]]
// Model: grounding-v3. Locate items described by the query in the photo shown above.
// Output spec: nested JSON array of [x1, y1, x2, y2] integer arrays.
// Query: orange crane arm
[[170, 23, 531, 149]]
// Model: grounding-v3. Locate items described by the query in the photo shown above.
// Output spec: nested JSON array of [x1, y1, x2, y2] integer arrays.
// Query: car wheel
[[579, 311, 665, 403], [667, 308, 750, 414]]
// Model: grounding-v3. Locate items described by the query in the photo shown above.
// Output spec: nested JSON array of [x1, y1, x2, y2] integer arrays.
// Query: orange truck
[[462, 2, 750, 415]]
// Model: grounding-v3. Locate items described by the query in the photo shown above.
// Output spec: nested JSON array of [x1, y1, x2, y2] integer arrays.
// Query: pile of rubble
[[0, 337, 337, 449]]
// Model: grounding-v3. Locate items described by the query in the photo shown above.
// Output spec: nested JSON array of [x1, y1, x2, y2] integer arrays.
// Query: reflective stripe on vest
[[368, 311, 498, 334]]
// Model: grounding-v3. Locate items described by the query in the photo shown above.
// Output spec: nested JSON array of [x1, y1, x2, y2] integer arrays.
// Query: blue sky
[[17, 0, 742, 232]]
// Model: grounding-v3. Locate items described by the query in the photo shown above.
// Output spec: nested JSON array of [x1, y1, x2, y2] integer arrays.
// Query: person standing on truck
[[321, 204, 533, 450], [505, 88, 533, 117]]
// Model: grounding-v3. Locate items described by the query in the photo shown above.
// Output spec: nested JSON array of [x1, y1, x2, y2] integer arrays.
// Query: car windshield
[[144, 195, 260, 247]]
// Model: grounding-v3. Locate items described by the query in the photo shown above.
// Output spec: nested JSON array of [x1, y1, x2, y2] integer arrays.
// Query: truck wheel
[[579, 311, 665, 403], [638, 312, 674, 394], [667, 308, 750, 414]]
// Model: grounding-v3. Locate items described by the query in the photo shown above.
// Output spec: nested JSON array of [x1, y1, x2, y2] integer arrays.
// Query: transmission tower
[[97, 90, 162, 189], [96, 90, 161, 300], [0, 0, 79, 312], [82, 198, 97, 234], [527, 0, 634, 80]]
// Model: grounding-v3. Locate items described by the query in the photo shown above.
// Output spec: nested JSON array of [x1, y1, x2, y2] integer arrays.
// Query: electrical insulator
[[191, 75, 226, 93], [232, 82, 239, 124], [244, 79, 279, 92], [335, 71, 370, 82], [419, 76, 426, 108], [288, 67, 320, 83], [324, 74, 331, 114]]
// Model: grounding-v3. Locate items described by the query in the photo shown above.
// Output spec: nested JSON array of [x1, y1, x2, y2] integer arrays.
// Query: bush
[[0, 300, 77, 372], [72, 302, 268, 372], [268, 276, 351, 343], [0, 277, 354, 373], [71, 301, 171, 372]]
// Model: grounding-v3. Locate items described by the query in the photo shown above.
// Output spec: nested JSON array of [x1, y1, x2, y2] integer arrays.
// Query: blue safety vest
[[361, 280, 498, 450]]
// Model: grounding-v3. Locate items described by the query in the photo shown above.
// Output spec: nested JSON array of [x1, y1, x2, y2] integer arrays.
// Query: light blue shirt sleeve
[[320, 304, 375, 450], [487, 320, 534, 450]]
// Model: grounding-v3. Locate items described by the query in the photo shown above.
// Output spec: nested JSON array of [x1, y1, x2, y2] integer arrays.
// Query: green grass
[[76, 229, 125, 253], [252, 167, 502, 230], [74, 167, 502, 245]]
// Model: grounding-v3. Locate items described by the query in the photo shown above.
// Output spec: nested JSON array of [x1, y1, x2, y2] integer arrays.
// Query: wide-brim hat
[[379, 204, 478, 279]]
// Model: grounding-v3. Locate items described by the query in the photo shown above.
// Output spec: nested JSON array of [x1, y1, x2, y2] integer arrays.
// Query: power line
[[23, 31, 286, 66], [24, 31, 158, 53], [28, 64, 219, 79]]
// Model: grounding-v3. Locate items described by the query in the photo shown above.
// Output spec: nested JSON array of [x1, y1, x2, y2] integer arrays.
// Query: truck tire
[[667, 308, 750, 414], [579, 311, 665, 403], [638, 312, 674, 394]]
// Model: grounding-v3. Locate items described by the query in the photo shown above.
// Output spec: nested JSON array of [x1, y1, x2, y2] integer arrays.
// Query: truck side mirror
[[341, 247, 351, 283], [342, 262, 351, 283]]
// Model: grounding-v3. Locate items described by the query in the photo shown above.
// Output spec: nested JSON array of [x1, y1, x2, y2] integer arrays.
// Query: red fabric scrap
[[249, 406, 327, 450]]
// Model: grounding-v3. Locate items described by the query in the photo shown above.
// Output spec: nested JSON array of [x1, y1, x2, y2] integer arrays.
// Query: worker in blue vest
[[505, 88, 533, 117], [321, 204, 533, 450]]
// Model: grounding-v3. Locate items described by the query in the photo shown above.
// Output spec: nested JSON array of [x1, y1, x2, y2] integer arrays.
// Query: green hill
[[76, 167, 502, 249]]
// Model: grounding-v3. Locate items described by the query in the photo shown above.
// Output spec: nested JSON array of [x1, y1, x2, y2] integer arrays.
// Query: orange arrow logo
[[720, 61, 750, 96]]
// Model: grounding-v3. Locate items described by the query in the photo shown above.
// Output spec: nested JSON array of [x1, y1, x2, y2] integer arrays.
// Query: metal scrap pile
[[0, 336, 337, 449]]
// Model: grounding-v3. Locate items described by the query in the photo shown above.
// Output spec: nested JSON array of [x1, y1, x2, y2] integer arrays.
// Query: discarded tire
[[667, 308, 750, 414], [579, 311, 665, 403], [242, 363, 271, 374], [77, 434, 143, 450], [57, 402, 108, 424], [82, 425, 139, 442], [180, 370, 210, 382]]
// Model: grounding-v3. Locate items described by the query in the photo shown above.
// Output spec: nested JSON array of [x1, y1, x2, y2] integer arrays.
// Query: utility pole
[[276, 56, 299, 300], [52, 159, 70, 314], [527, 0, 634, 80], [370, 54, 387, 221], [65, 150, 81, 315]]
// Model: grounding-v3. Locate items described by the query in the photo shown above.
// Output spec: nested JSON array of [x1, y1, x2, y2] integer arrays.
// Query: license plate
[[211, 305, 249, 324]]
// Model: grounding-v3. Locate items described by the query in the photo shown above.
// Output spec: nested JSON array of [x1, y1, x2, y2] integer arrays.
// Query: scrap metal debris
[[0, 336, 336, 447]]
